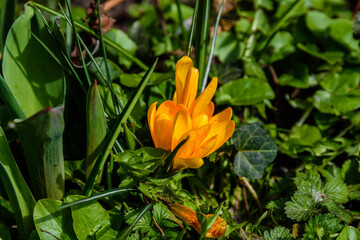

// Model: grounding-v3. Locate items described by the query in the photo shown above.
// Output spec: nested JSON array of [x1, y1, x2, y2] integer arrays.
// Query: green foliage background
[[0, 0, 359, 239]]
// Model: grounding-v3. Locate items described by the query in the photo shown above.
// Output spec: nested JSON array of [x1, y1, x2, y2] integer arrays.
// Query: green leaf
[[305, 10, 331, 33], [33, 199, 76, 239], [214, 31, 243, 63], [2, 5, 65, 117], [114, 147, 168, 180], [66, 195, 114, 240], [324, 178, 349, 203], [152, 202, 177, 229], [0, 75, 26, 120], [105, 29, 137, 69], [263, 226, 293, 240], [337, 226, 360, 240], [297, 43, 344, 65], [233, 122, 277, 179], [288, 124, 322, 147], [329, 18, 360, 52], [322, 200, 352, 223], [0, 221, 11, 240], [285, 191, 319, 221], [278, 63, 316, 89], [216, 78, 275, 106], [0, 0, 17, 52], [303, 214, 343, 239], [15, 106, 65, 199], [0, 127, 36, 240], [266, 31, 295, 63]]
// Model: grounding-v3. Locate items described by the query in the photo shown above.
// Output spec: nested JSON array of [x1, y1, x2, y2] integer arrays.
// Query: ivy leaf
[[263, 226, 293, 240], [233, 122, 277, 179]]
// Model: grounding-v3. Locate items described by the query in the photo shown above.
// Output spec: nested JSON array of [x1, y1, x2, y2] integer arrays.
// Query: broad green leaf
[[105, 28, 137, 69], [243, 59, 267, 80], [15, 106, 65, 199], [305, 10, 331, 33], [0, 75, 26, 120], [233, 122, 277, 179], [216, 78, 275, 106], [266, 31, 295, 63], [337, 226, 360, 240], [314, 90, 360, 115], [2, 5, 65, 117], [288, 124, 322, 147], [214, 32, 244, 63], [278, 63, 317, 88], [33, 199, 76, 239], [66, 195, 113, 240], [297, 43, 344, 65], [0, 127, 36, 240], [329, 18, 360, 52], [86, 81, 107, 183]]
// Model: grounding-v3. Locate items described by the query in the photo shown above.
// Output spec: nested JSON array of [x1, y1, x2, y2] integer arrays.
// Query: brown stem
[[242, 186, 251, 221], [103, 0, 125, 11], [240, 177, 263, 212], [152, 215, 166, 239]]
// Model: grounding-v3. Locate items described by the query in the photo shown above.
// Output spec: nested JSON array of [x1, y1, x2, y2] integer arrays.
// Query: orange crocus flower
[[168, 203, 227, 238], [147, 56, 235, 171]]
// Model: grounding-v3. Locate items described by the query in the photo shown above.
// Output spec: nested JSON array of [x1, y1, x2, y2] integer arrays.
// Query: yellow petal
[[171, 157, 204, 171], [192, 114, 209, 129], [156, 100, 179, 118], [154, 113, 173, 150], [191, 135, 217, 158], [175, 130, 196, 157], [181, 67, 199, 108], [206, 120, 235, 155], [204, 214, 227, 238], [210, 107, 232, 124], [175, 56, 193, 104], [147, 101, 158, 146], [191, 77, 218, 117], [171, 109, 192, 150]]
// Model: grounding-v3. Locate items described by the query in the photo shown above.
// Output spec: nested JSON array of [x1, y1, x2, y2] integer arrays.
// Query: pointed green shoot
[[86, 80, 107, 183]]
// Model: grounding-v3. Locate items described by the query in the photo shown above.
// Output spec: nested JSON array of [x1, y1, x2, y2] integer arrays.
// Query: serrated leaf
[[152, 202, 177, 229], [322, 200, 352, 223], [124, 208, 154, 234], [303, 214, 343, 239], [285, 191, 319, 221], [263, 226, 293, 240], [233, 122, 277, 179], [324, 178, 349, 203]]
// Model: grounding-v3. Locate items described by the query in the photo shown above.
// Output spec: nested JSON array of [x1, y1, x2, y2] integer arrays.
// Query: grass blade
[[0, 0, 17, 52], [117, 203, 154, 240], [63, 0, 91, 86], [0, 127, 36, 240], [201, 0, 224, 92], [194, 0, 210, 90], [185, 0, 199, 56], [83, 58, 158, 196], [31, 2, 148, 71], [59, 188, 135, 209], [0, 75, 26, 120]]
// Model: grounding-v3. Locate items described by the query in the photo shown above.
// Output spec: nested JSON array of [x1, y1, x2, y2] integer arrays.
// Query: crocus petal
[[172, 157, 204, 171], [154, 113, 173, 150], [147, 101, 158, 146], [171, 109, 192, 150], [175, 56, 193, 104], [210, 107, 232, 124], [156, 100, 179, 118], [181, 67, 199, 108], [192, 114, 209, 129], [206, 120, 235, 155], [191, 135, 217, 158], [176, 130, 196, 157], [191, 77, 218, 117]]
